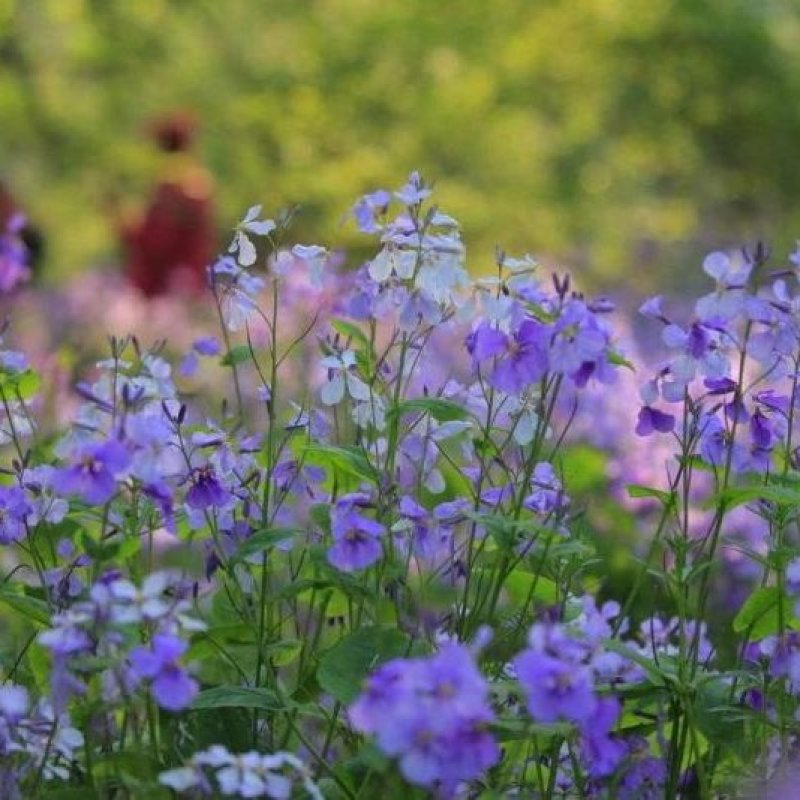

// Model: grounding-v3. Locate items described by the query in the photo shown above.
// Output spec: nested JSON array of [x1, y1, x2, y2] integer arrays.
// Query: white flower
[[368, 246, 417, 283], [229, 205, 276, 267], [213, 259, 266, 331], [695, 251, 751, 322], [319, 350, 371, 405], [351, 396, 387, 431], [161, 747, 323, 800], [159, 766, 200, 792], [502, 253, 538, 273]]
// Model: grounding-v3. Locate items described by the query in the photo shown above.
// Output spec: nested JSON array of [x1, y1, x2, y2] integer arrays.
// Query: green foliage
[[317, 626, 412, 703]]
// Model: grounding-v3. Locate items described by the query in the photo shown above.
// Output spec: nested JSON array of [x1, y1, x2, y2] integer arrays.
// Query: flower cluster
[[0, 685, 83, 798], [38, 571, 202, 713], [159, 746, 322, 799], [0, 174, 799, 797], [349, 643, 499, 794]]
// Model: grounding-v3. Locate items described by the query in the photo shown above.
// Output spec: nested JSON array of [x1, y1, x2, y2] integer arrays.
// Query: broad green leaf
[[392, 397, 470, 423], [231, 527, 300, 563], [0, 368, 41, 400], [503, 569, 557, 606], [192, 686, 288, 712], [303, 444, 378, 484], [220, 345, 252, 367], [716, 484, 800, 510], [317, 626, 410, 703], [732, 586, 792, 639], [694, 678, 746, 750], [0, 589, 51, 626], [265, 639, 303, 666]]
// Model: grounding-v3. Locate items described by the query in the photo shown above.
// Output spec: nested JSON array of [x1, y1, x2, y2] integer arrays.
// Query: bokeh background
[[2, 0, 800, 293]]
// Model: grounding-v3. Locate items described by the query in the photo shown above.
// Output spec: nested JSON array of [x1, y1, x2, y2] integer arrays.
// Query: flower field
[[1, 173, 799, 798]]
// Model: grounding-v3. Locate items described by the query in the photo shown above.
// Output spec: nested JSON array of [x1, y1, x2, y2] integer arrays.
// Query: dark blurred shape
[[119, 112, 215, 298], [0, 180, 39, 294], [0, 180, 44, 275]]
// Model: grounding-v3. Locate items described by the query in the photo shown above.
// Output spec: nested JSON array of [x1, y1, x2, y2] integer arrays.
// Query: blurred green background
[[2, 0, 800, 292]]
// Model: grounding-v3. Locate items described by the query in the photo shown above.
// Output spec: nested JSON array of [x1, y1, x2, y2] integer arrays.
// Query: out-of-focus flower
[[129, 633, 197, 711]]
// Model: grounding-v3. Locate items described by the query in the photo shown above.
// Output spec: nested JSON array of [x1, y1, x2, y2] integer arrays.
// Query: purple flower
[[787, 558, 800, 594], [514, 650, 597, 723], [179, 351, 199, 377], [395, 171, 431, 206], [0, 217, 31, 294], [349, 644, 498, 792], [396, 495, 450, 560], [550, 299, 612, 384], [468, 319, 549, 394], [352, 189, 391, 233], [0, 486, 31, 544], [186, 466, 230, 510], [635, 406, 675, 437], [129, 633, 198, 712], [639, 295, 666, 319], [327, 503, 385, 572], [52, 439, 131, 505], [662, 321, 729, 385], [348, 660, 411, 733], [193, 336, 221, 356], [143, 482, 176, 533], [620, 752, 667, 800], [579, 697, 625, 778], [524, 462, 568, 515], [697, 413, 749, 472]]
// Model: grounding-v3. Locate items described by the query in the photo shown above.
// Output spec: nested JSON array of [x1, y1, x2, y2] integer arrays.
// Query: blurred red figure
[[120, 113, 215, 297]]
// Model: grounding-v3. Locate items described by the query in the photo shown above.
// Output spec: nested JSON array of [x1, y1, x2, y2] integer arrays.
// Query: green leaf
[[14, 370, 41, 399], [303, 444, 378, 484], [192, 686, 289, 712], [694, 678, 746, 749], [716, 484, 800, 510], [331, 319, 372, 352], [627, 484, 675, 505], [317, 626, 410, 703], [220, 345, 252, 367], [80, 532, 120, 562], [0, 589, 51, 626], [732, 586, 785, 638], [607, 350, 635, 371], [503, 569, 557, 606], [265, 640, 303, 666], [309, 503, 331, 533], [392, 397, 470, 423], [231, 527, 300, 563], [0, 368, 41, 400]]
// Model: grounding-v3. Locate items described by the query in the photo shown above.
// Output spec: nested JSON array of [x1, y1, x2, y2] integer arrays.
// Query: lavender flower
[[327, 501, 385, 572], [129, 633, 198, 712], [186, 464, 231, 509], [349, 644, 499, 793], [514, 650, 597, 723], [467, 319, 549, 394], [0, 486, 31, 544], [52, 439, 131, 504]]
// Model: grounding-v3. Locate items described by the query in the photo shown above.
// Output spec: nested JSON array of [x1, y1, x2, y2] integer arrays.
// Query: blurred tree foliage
[[1, 0, 799, 291]]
